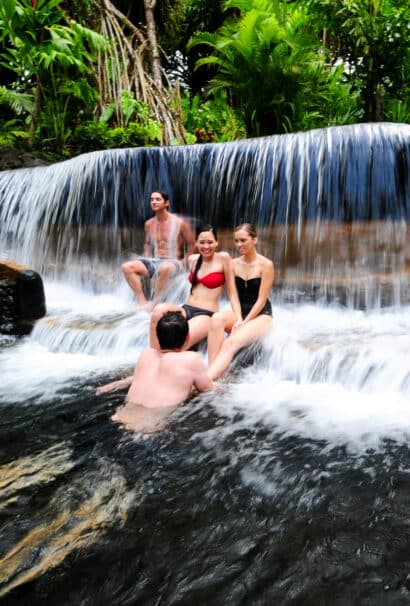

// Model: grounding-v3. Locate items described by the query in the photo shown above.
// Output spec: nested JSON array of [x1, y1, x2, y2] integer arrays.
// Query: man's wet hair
[[156, 311, 189, 349], [151, 190, 169, 201]]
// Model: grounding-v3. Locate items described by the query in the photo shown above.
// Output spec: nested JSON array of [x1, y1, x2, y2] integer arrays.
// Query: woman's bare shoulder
[[259, 254, 274, 269], [188, 252, 200, 264], [217, 250, 232, 261]]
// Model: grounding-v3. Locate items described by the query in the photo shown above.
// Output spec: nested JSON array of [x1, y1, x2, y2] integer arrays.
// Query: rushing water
[[1, 123, 410, 604]]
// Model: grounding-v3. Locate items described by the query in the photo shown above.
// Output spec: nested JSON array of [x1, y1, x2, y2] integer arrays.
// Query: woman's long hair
[[190, 224, 218, 292]]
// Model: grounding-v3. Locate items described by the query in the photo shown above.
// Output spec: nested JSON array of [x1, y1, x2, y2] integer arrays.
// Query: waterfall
[[0, 122, 409, 303]]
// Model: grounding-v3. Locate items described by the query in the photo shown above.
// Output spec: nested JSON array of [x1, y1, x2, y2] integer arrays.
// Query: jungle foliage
[[0, 0, 408, 158]]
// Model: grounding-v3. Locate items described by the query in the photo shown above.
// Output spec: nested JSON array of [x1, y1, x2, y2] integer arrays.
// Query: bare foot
[[213, 379, 226, 393], [136, 302, 154, 312]]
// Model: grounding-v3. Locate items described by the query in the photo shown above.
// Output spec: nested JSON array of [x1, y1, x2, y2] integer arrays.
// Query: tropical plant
[[71, 118, 162, 153], [385, 98, 410, 123], [0, 0, 108, 152], [188, 0, 358, 136], [0, 118, 30, 148], [159, 0, 226, 93], [94, 0, 187, 145], [306, 0, 410, 121], [0, 85, 34, 117], [100, 91, 162, 141], [182, 89, 246, 141]]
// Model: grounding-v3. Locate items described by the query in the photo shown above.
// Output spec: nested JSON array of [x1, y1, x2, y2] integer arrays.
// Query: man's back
[[127, 347, 212, 408]]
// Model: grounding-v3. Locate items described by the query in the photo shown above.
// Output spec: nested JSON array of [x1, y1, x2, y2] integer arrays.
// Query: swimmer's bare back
[[111, 401, 178, 434]]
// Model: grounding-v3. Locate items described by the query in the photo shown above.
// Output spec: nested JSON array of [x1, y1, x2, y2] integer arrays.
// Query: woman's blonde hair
[[234, 223, 257, 238]]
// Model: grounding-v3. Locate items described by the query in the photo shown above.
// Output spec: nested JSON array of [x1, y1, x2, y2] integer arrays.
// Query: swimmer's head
[[195, 223, 217, 240], [150, 191, 170, 210], [156, 311, 189, 350]]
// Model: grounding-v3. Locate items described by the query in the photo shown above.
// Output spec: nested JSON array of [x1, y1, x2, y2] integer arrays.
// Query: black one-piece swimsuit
[[235, 276, 272, 317]]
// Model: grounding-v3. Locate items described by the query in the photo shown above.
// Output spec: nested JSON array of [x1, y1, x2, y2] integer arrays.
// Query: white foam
[[1, 284, 410, 450]]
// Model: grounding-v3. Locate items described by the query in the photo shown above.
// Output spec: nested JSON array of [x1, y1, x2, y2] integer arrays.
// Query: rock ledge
[[0, 147, 50, 170]]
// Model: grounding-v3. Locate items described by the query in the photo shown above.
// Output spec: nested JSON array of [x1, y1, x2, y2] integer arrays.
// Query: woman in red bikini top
[[188, 270, 225, 289], [150, 224, 242, 350]]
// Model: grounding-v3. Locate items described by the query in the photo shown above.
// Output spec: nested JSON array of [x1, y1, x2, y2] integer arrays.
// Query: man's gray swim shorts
[[138, 257, 181, 278]]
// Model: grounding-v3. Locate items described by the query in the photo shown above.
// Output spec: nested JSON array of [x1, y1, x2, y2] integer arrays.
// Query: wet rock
[[0, 261, 46, 335], [0, 147, 49, 170]]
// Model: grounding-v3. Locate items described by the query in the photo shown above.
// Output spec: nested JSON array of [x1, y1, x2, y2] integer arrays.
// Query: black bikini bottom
[[182, 304, 214, 321]]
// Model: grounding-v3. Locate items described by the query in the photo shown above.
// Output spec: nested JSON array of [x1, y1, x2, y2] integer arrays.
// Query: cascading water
[[1, 123, 410, 605]]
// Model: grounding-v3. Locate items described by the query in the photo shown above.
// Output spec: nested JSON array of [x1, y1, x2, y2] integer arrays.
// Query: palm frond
[[0, 85, 34, 114]]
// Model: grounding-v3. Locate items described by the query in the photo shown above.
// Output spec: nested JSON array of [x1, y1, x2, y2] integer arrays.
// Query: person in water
[[122, 191, 195, 309], [206, 223, 274, 380], [149, 224, 242, 351], [96, 311, 213, 432]]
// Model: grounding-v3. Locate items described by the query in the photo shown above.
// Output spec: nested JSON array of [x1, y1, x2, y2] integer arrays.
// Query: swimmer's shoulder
[[144, 217, 155, 230], [139, 348, 161, 364], [167, 349, 204, 367]]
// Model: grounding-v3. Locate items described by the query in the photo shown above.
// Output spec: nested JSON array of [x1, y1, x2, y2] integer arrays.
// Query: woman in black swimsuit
[[150, 225, 241, 350], [207, 223, 274, 380]]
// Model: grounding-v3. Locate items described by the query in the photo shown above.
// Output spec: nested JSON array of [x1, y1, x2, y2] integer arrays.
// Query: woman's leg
[[150, 302, 184, 349], [207, 310, 236, 365], [185, 315, 213, 350], [207, 316, 272, 380]]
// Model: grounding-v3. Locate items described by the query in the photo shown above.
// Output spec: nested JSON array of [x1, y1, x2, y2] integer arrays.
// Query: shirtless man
[[96, 311, 213, 433], [122, 191, 195, 308]]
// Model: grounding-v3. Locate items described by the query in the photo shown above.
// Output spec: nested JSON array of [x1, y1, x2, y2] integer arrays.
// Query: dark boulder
[[0, 261, 46, 335], [0, 147, 49, 170]]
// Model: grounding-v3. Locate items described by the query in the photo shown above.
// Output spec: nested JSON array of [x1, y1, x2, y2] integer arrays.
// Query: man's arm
[[143, 219, 153, 256], [96, 376, 133, 395], [192, 355, 214, 393]]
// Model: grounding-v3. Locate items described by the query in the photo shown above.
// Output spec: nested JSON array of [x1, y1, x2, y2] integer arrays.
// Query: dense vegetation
[[0, 0, 408, 159]]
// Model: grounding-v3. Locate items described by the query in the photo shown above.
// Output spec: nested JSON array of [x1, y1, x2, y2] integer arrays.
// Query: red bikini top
[[189, 271, 225, 289]]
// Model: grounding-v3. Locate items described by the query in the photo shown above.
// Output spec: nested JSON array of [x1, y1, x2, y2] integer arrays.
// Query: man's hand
[[96, 384, 114, 395]]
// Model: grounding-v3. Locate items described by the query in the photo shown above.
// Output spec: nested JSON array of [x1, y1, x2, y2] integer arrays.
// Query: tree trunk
[[364, 54, 384, 122], [144, 0, 162, 89], [28, 79, 41, 149]]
